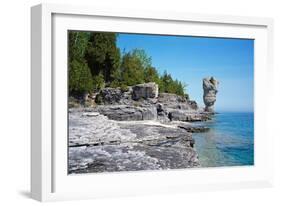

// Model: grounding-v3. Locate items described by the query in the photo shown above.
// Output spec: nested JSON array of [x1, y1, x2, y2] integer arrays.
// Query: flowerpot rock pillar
[[203, 77, 219, 113]]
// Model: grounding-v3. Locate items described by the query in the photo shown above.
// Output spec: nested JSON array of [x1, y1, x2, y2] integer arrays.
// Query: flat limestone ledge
[[167, 109, 212, 122], [69, 104, 212, 124], [68, 109, 199, 174], [95, 105, 158, 121]]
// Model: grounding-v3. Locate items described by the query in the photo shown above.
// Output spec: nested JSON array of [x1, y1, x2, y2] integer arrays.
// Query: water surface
[[192, 112, 254, 167]]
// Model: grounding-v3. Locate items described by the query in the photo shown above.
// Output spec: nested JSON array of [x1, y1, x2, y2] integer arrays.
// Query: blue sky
[[117, 33, 254, 112]]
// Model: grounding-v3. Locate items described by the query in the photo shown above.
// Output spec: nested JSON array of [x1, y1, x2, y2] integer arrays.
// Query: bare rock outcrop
[[167, 109, 210, 122], [132, 82, 159, 100], [158, 93, 197, 110], [94, 83, 159, 105], [68, 111, 136, 147], [95, 105, 157, 121], [70, 81, 213, 123], [68, 109, 199, 174], [203, 77, 219, 113], [68, 79, 217, 174], [95, 88, 125, 105]]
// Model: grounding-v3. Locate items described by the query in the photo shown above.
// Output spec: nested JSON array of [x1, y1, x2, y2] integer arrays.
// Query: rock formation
[[132, 82, 158, 100], [168, 110, 210, 122], [95, 87, 124, 104], [68, 109, 199, 173], [68, 80, 218, 173], [70, 82, 211, 123], [203, 77, 219, 113], [95, 105, 157, 121]]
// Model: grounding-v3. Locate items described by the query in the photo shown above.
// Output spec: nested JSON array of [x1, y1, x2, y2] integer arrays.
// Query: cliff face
[[132, 82, 159, 100], [203, 77, 219, 113], [83, 82, 209, 123], [68, 82, 214, 173]]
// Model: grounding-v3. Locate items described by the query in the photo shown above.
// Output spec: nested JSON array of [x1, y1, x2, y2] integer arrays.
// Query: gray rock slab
[[68, 109, 199, 174]]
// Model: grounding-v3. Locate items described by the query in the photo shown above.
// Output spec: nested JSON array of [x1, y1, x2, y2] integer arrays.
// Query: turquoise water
[[192, 112, 254, 167]]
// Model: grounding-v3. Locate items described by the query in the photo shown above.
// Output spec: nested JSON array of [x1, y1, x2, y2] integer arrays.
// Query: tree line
[[68, 31, 189, 99]]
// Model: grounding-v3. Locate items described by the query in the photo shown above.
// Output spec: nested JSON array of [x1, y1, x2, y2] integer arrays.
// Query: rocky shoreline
[[68, 79, 218, 174]]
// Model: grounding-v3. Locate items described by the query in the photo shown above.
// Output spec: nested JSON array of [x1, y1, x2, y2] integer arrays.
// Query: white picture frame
[[31, 3, 274, 202]]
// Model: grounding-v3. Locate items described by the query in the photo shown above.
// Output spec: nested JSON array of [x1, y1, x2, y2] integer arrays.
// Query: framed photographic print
[[31, 3, 274, 201]]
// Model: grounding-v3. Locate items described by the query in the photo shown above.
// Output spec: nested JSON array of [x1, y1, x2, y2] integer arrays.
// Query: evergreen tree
[[67, 31, 189, 99], [158, 70, 186, 96], [120, 52, 145, 86], [68, 31, 90, 61], [144, 66, 160, 83], [86, 32, 121, 83], [92, 72, 105, 91], [131, 49, 152, 69], [68, 31, 93, 95], [69, 59, 93, 95], [160, 70, 172, 93]]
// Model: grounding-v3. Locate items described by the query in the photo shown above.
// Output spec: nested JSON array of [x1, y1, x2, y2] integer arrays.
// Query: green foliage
[[131, 49, 152, 69], [68, 31, 189, 99], [68, 31, 93, 95], [159, 70, 186, 96], [68, 31, 90, 61], [120, 84, 129, 92], [69, 59, 93, 94], [86, 32, 121, 83], [121, 51, 145, 86], [95, 93, 103, 104], [109, 66, 122, 88], [144, 66, 160, 83], [160, 70, 173, 93], [92, 72, 105, 91], [184, 93, 190, 101]]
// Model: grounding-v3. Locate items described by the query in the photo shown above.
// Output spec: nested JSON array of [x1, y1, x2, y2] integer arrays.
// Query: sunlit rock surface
[[203, 77, 219, 113], [68, 109, 199, 174], [132, 82, 159, 100]]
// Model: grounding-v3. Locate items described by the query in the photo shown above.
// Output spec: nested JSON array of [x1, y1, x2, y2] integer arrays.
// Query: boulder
[[168, 110, 211, 122], [203, 77, 219, 113], [95, 88, 123, 104], [132, 82, 159, 100], [156, 103, 164, 113], [186, 113, 211, 122], [178, 123, 210, 133], [156, 103, 170, 123], [168, 110, 188, 121], [187, 100, 198, 110]]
